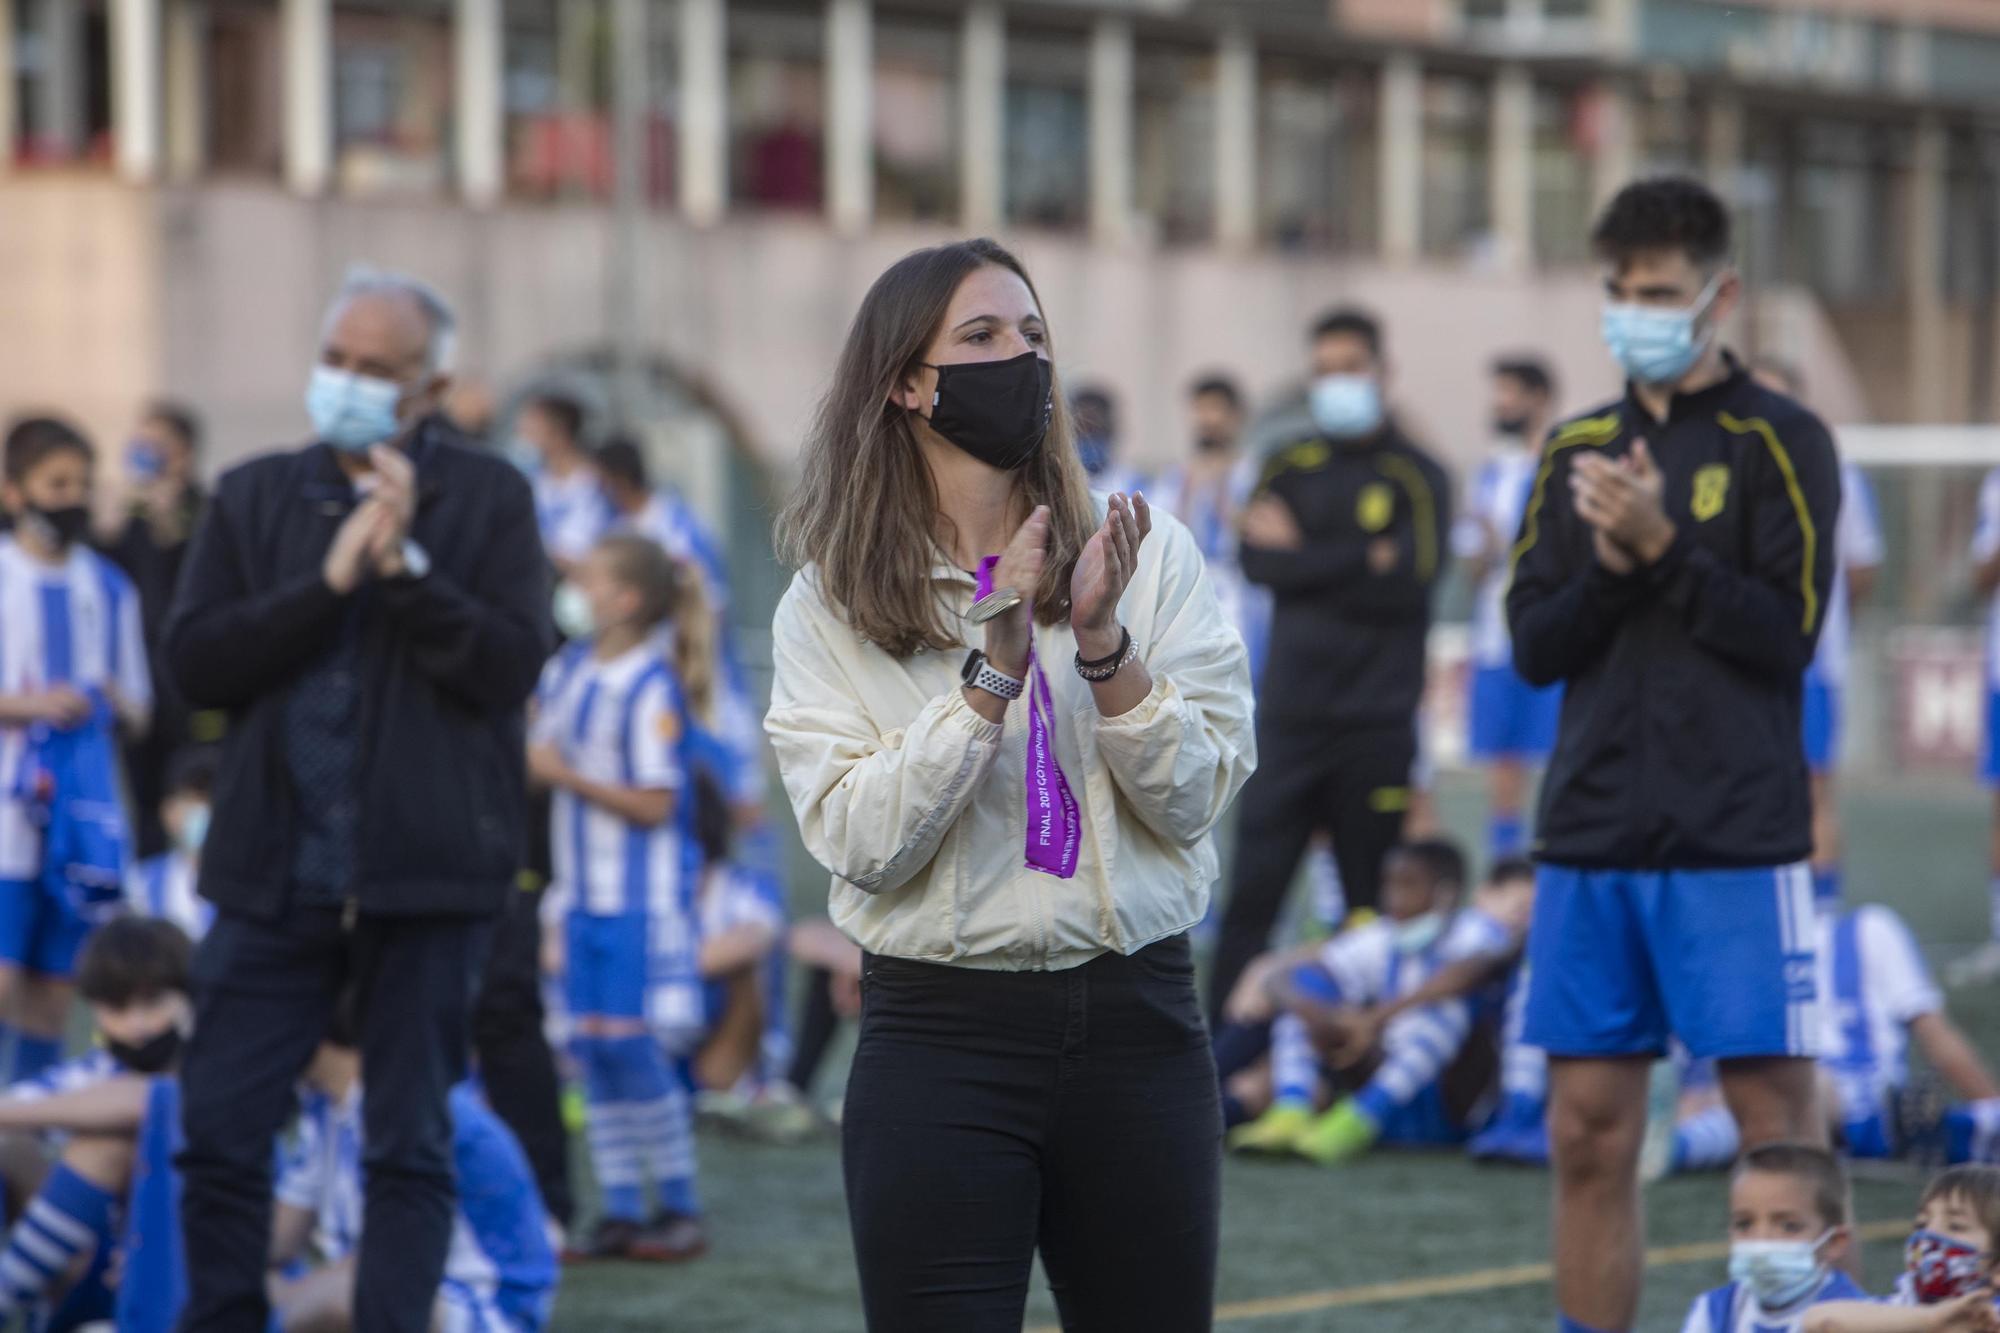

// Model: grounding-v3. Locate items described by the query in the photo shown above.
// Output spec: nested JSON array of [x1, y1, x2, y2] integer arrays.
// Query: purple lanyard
[[976, 556, 1080, 879]]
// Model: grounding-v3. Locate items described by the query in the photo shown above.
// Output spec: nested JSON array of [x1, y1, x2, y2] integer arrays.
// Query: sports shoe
[[1638, 1057, 1679, 1184], [563, 1217, 640, 1264], [1226, 1101, 1315, 1156], [1293, 1099, 1380, 1167], [629, 1211, 710, 1263]]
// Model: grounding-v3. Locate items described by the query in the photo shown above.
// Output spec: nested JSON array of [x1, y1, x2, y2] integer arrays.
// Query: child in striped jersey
[[1680, 1145, 1864, 1333], [0, 917, 192, 1329], [0, 418, 151, 1087], [1228, 840, 1518, 1165], [530, 533, 707, 1263], [129, 747, 216, 944], [271, 1011, 559, 1333], [1803, 1167, 2000, 1333]]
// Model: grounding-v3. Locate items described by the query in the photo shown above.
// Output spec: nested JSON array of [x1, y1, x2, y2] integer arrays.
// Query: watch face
[[961, 649, 983, 684]]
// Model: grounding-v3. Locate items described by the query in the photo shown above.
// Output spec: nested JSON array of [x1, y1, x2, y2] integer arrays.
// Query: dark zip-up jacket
[[1506, 357, 1840, 869], [163, 418, 553, 919], [1240, 420, 1451, 728]]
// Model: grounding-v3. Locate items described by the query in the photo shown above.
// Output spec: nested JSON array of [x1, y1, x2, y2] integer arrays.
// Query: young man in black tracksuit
[[1507, 178, 1840, 1333], [1206, 308, 1450, 1019]]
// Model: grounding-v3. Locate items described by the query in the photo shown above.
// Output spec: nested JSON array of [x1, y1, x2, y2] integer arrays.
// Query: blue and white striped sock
[[577, 1037, 646, 1221], [606, 1036, 701, 1217], [1355, 1003, 1470, 1123], [0, 1162, 114, 1313], [1270, 1015, 1319, 1108]]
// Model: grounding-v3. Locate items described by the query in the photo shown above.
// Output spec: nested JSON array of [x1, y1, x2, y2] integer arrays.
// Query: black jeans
[[1207, 719, 1416, 1018], [176, 905, 493, 1333], [843, 936, 1221, 1333], [473, 882, 573, 1227]]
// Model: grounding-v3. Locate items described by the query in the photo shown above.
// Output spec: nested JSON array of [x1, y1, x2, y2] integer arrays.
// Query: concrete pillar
[[111, 0, 162, 181], [454, 0, 503, 206], [1488, 63, 1533, 271], [1213, 26, 1256, 250], [34, 0, 84, 159], [610, 0, 648, 418], [1703, 89, 1742, 190], [1906, 115, 1948, 422], [282, 0, 331, 196], [1890, 20, 1929, 97], [1087, 17, 1133, 246], [679, 0, 726, 225], [1594, 0, 1637, 59], [958, 0, 1003, 232], [1588, 79, 1635, 211], [1377, 51, 1422, 264], [163, 0, 206, 181], [0, 0, 15, 174], [825, 0, 872, 235]]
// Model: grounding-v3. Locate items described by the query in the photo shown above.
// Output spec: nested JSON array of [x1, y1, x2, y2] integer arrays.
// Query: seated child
[[1673, 899, 2000, 1173], [0, 916, 192, 1327], [1227, 839, 1516, 1165], [130, 746, 216, 943], [1680, 1144, 1864, 1333], [1803, 1165, 2000, 1333], [271, 1009, 560, 1333]]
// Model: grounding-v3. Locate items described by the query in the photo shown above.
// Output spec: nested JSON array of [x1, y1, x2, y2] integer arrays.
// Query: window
[[873, 17, 955, 223], [730, 3, 824, 212], [1133, 43, 1214, 245], [1531, 85, 1591, 266], [1258, 60, 1376, 254], [1420, 72, 1489, 260], [332, 10, 452, 195], [1004, 30, 1086, 231]]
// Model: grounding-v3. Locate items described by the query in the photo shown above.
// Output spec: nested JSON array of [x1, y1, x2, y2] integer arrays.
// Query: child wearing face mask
[[1680, 1144, 1863, 1333], [0, 417, 151, 1092], [1801, 1166, 2000, 1333], [1227, 838, 1514, 1165], [529, 533, 709, 1264], [130, 746, 216, 944], [0, 916, 193, 1327]]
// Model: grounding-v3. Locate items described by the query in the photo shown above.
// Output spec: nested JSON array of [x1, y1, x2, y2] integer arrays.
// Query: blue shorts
[[564, 913, 648, 1021], [1523, 863, 1819, 1061], [1467, 664, 1562, 761], [1984, 690, 2000, 785], [0, 879, 92, 977], [1802, 677, 1839, 774]]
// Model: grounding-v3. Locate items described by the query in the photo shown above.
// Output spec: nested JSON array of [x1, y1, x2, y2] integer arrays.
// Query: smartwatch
[[960, 649, 1025, 701]]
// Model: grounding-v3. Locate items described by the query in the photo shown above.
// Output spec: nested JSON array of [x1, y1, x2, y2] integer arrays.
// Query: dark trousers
[[786, 964, 841, 1095], [1207, 718, 1416, 1019], [473, 882, 573, 1227], [843, 936, 1221, 1333], [176, 905, 493, 1333]]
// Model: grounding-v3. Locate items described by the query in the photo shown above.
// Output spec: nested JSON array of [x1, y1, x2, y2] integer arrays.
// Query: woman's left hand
[[1070, 492, 1151, 642]]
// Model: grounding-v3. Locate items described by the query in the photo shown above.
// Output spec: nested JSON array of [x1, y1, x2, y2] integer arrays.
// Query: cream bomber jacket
[[764, 507, 1257, 972]]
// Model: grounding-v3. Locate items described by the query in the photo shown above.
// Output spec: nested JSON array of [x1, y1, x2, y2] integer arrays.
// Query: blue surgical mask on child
[[1308, 374, 1384, 439], [552, 580, 595, 641], [1599, 273, 1724, 386], [1729, 1233, 1832, 1311], [1392, 910, 1446, 957], [305, 365, 405, 453], [176, 803, 210, 858]]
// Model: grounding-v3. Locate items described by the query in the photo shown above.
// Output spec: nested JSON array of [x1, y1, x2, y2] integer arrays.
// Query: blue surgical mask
[[177, 803, 210, 858], [1076, 434, 1112, 478], [305, 365, 405, 453], [1600, 274, 1723, 386], [552, 580, 595, 641], [1730, 1233, 1831, 1311], [128, 441, 164, 481], [1393, 910, 1446, 957], [1309, 374, 1384, 439]]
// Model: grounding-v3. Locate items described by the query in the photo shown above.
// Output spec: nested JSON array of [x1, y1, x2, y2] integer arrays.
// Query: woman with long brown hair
[[766, 238, 1255, 1330]]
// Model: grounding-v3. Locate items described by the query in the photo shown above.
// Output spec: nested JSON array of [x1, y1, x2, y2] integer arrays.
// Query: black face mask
[[108, 1026, 185, 1074], [1195, 432, 1234, 454], [1493, 414, 1532, 440], [922, 352, 1052, 471], [26, 504, 91, 550]]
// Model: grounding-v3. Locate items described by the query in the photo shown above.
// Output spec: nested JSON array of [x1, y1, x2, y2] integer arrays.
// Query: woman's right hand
[[982, 505, 1047, 679]]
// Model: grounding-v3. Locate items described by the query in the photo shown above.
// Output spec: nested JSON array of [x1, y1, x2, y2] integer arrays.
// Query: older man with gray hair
[[164, 268, 553, 1332]]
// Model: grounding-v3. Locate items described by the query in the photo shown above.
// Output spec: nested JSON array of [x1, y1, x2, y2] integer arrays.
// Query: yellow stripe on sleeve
[[1717, 411, 1821, 633], [1374, 454, 1439, 581], [1507, 412, 1622, 576]]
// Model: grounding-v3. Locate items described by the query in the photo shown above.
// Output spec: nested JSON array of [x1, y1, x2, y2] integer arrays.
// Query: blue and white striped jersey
[[1809, 463, 1883, 689], [534, 467, 614, 568], [1453, 445, 1541, 670], [1680, 1271, 1869, 1333], [132, 851, 212, 943], [534, 641, 691, 919], [0, 536, 150, 880]]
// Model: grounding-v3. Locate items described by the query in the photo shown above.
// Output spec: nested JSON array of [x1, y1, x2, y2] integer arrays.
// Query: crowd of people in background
[[0, 176, 1998, 1332]]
